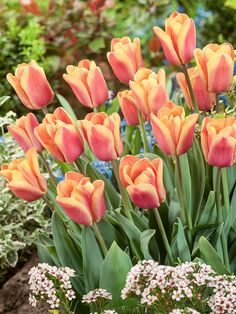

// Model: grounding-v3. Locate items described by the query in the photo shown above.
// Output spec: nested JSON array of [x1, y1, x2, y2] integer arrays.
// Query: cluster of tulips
[[0, 11, 236, 312]]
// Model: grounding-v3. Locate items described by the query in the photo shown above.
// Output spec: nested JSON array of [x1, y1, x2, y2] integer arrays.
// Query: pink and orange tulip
[[150, 105, 198, 155], [129, 68, 168, 119], [201, 117, 236, 167], [117, 90, 139, 126], [176, 67, 215, 111], [119, 156, 166, 208], [56, 172, 105, 226], [8, 113, 43, 153], [80, 112, 123, 161], [63, 59, 108, 108], [107, 37, 144, 83], [153, 12, 196, 65], [34, 107, 84, 162], [0, 148, 47, 201], [7, 61, 54, 110], [194, 43, 234, 93]]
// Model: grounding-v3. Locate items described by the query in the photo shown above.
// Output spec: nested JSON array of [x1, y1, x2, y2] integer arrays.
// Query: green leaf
[[52, 213, 85, 295], [198, 236, 230, 274], [140, 229, 158, 259], [179, 153, 192, 215], [36, 234, 60, 266], [88, 37, 105, 52], [176, 218, 191, 261], [56, 94, 78, 122], [106, 97, 120, 115], [82, 227, 103, 292], [0, 96, 10, 106], [100, 242, 132, 306], [197, 191, 216, 227], [132, 128, 141, 155]]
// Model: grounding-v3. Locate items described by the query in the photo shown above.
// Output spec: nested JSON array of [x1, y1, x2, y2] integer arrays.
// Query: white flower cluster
[[28, 263, 76, 309], [121, 260, 214, 306], [169, 309, 201, 314], [208, 275, 236, 313], [82, 288, 112, 304]]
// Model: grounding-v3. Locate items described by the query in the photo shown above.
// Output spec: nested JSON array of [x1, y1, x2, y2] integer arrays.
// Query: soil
[[0, 254, 49, 314]]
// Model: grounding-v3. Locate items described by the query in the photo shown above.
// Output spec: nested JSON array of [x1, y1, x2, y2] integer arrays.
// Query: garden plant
[[0, 8, 236, 314]]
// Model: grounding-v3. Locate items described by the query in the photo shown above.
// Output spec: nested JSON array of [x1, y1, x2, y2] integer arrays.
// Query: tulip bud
[[176, 67, 215, 111], [153, 11, 196, 65], [63, 59, 108, 108], [0, 148, 47, 201], [107, 37, 144, 83], [80, 112, 123, 161], [129, 68, 168, 119], [56, 172, 105, 226], [8, 113, 43, 153], [119, 155, 166, 208], [117, 90, 139, 126], [150, 105, 198, 156], [34, 107, 84, 162], [7, 60, 54, 110], [201, 117, 236, 167], [194, 43, 234, 93]]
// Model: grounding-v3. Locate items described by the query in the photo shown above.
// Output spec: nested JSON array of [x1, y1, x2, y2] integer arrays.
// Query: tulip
[[176, 67, 215, 111], [7, 60, 54, 110], [150, 105, 198, 155], [129, 68, 168, 119], [201, 117, 236, 167], [20, 0, 41, 15], [119, 155, 166, 208], [153, 11, 196, 65], [63, 59, 108, 108], [56, 172, 105, 226], [34, 107, 84, 162], [80, 112, 123, 161], [8, 113, 43, 153], [117, 90, 139, 125], [0, 148, 47, 201], [194, 43, 234, 93], [107, 37, 144, 83]]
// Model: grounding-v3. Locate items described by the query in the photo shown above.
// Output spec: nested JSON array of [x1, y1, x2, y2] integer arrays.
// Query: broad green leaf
[[176, 218, 191, 261], [132, 128, 141, 155], [198, 236, 230, 274], [100, 242, 132, 306], [88, 37, 105, 52], [106, 97, 120, 115], [179, 153, 192, 216], [197, 191, 216, 227], [36, 234, 60, 266], [140, 229, 159, 260], [82, 227, 103, 292]]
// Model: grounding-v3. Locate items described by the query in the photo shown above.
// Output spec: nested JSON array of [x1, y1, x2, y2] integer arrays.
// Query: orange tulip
[[194, 43, 234, 93], [119, 155, 166, 208], [153, 12, 196, 65], [7, 60, 54, 110], [117, 90, 139, 126], [19, 0, 41, 15], [8, 113, 43, 153], [129, 68, 168, 119], [34, 107, 84, 162], [201, 117, 236, 167], [107, 37, 144, 83], [63, 59, 108, 108], [56, 172, 105, 226], [0, 148, 47, 201], [176, 67, 215, 111], [80, 112, 123, 161], [150, 105, 198, 155]]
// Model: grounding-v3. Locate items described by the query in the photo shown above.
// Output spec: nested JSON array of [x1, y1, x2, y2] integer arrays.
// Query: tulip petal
[[92, 180, 105, 222], [87, 66, 108, 107], [7, 180, 44, 202], [127, 183, 160, 208], [8, 125, 32, 152], [177, 18, 196, 64], [208, 135, 236, 167], [148, 84, 168, 115], [107, 51, 135, 83]]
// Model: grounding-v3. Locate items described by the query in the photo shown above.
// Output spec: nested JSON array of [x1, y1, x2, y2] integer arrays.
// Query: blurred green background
[[0, 0, 235, 117]]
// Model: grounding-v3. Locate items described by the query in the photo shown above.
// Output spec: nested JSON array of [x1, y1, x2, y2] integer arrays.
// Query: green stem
[[153, 207, 174, 264], [39, 152, 57, 188], [42, 107, 49, 116], [137, 110, 150, 153], [111, 159, 133, 222], [215, 93, 220, 113], [175, 155, 193, 230], [222, 167, 230, 213], [92, 223, 108, 256], [74, 159, 83, 173], [93, 107, 99, 113], [215, 167, 222, 225], [42, 195, 55, 212]]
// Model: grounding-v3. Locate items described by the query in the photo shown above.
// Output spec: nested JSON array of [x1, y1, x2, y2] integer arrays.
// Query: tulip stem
[[181, 64, 201, 118], [111, 159, 133, 222], [42, 107, 49, 115], [222, 167, 230, 213], [153, 207, 174, 264], [42, 195, 55, 212], [92, 223, 108, 256], [74, 159, 83, 173], [39, 152, 57, 188], [175, 155, 193, 231], [215, 93, 220, 113], [137, 110, 150, 153], [215, 167, 223, 225]]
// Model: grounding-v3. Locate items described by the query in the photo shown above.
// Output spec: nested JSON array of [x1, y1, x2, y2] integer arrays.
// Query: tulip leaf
[[36, 234, 61, 266], [178, 153, 192, 216], [197, 191, 216, 227], [106, 97, 120, 115], [97, 219, 125, 248], [198, 236, 230, 274], [140, 229, 159, 260], [52, 213, 85, 295], [82, 227, 104, 292], [0, 96, 10, 106], [100, 242, 132, 306], [132, 128, 141, 155], [176, 218, 191, 261]]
